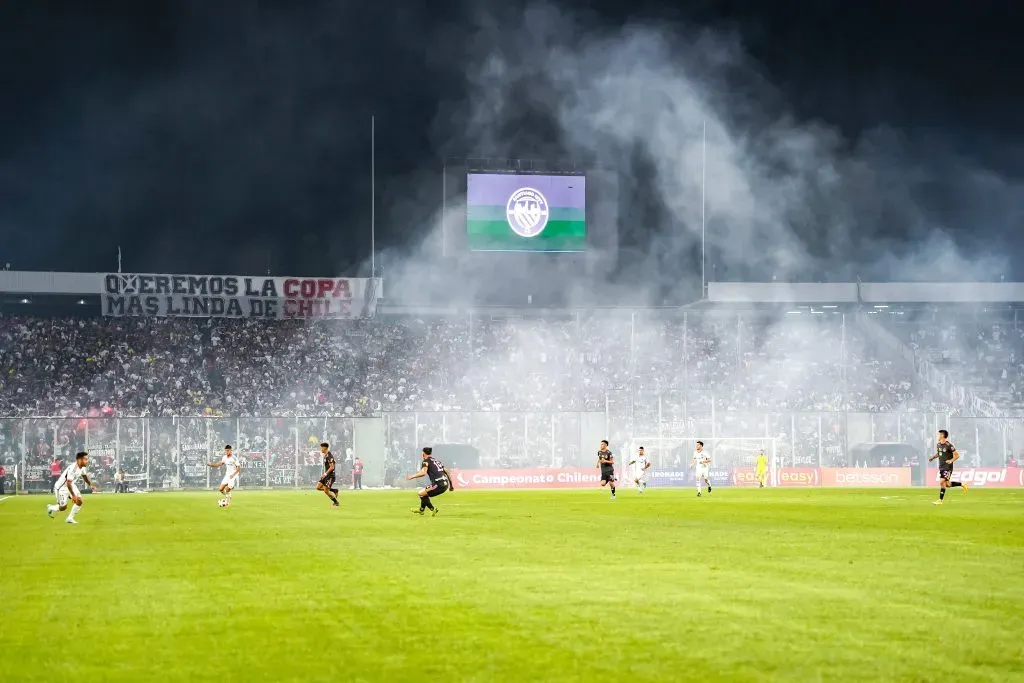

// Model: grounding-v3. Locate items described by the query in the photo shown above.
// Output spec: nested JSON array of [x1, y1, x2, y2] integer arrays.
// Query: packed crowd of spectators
[[888, 309, 1024, 411], [0, 313, 951, 419], [0, 310, 971, 484]]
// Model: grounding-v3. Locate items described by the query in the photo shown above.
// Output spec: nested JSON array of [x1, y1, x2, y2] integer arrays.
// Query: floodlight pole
[[701, 119, 707, 298], [371, 116, 376, 277]]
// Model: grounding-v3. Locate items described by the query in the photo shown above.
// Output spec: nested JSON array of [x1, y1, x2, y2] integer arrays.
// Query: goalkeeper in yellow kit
[[755, 450, 768, 488]]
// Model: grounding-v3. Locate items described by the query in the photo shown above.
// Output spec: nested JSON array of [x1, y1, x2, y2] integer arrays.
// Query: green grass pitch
[[1, 487, 1022, 683]]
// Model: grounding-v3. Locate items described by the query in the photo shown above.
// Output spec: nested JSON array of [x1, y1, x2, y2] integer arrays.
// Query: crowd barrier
[[448, 467, 1024, 489]]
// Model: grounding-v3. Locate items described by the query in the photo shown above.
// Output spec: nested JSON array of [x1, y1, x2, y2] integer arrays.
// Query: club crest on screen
[[505, 188, 550, 237]]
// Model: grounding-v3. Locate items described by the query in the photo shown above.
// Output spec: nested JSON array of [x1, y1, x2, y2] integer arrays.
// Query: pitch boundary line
[[0, 496, 10, 503]]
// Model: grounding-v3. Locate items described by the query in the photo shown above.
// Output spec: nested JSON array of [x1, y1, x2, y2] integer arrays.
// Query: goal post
[[623, 437, 778, 487]]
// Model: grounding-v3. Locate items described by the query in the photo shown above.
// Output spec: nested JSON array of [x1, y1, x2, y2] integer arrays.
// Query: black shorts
[[939, 469, 953, 482], [601, 470, 616, 483], [319, 474, 336, 488], [425, 481, 449, 497]]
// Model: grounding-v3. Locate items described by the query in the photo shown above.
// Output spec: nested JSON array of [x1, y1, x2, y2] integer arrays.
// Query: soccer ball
[[217, 499, 229, 508]]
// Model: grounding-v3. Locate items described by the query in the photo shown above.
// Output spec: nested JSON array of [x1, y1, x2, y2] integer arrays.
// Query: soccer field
[[1, 488, 1022, 683]]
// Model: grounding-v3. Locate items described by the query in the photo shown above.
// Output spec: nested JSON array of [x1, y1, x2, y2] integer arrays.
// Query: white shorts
[[55, 483, 81, 508], [635, 471, 650, 483], [696, 465, 710, 479], [220, 475, 239, 490]]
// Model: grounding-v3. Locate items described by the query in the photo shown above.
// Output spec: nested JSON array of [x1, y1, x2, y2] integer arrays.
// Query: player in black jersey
[[928, 429, 968, 505], [316, 442, 340, 507], [597, 440, 616, 500], [407, 446, 454, 516]]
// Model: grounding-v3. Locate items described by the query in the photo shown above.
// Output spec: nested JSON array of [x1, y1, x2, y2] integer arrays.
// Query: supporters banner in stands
[[925, 467, 1024, 487], [101, 273, 382, 319], [451, 467, 602, 489]]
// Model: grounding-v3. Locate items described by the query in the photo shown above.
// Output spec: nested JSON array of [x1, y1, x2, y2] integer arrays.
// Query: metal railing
[[2, 409, 1019, 492]]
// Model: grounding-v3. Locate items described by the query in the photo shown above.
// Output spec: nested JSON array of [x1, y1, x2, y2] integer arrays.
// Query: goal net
[[623, 437, 778, 486]]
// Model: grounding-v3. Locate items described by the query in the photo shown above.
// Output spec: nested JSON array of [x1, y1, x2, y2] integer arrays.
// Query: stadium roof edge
[[708, 282, 1024, 304]]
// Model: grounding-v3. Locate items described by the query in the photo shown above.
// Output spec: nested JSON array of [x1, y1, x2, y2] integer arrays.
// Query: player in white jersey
[[692, 440, 712, 497], [46, 451, 98, 524], [208, 444, 241, 507], [628, 446, 652, 493]]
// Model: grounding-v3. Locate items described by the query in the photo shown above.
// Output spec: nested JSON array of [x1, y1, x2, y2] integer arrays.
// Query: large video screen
[[466, 173, 587, 252]]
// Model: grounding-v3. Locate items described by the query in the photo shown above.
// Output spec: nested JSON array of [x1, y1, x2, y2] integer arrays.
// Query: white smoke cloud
[[407, 1, 1016, 298], [369, 1, 1007, 438]]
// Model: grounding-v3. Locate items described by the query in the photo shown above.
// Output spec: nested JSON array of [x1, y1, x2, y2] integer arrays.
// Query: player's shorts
[[600, 470, 616, 483], [939, 469, 953, 482], [425, 480, 449, 498], [55, 483, 81, 508], [220, 475, 239, 490], [696, 465, 710, 479], [319, 474, 336, 488], [636, 471, 649, 484]]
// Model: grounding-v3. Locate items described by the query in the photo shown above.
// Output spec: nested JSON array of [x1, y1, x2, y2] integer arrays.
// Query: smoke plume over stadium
[[2, 1, 1020, 292], [405, 2, 1019, 298], [0, 0, 1020, 427]]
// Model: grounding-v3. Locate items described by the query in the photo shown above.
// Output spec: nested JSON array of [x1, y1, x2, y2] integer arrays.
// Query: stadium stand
[[2, 308, 981, 492], [882, 308, 1024, 411], [0, 313, 947, 418]]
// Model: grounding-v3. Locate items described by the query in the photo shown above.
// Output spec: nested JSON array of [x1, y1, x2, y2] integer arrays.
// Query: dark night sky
[[1, 0, 1023, 279]]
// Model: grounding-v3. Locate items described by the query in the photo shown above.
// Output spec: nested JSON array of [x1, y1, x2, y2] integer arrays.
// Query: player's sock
[[949, 482, 962, 488], [67, 503, 81, 521], [419, 497, 427, 512], [939, 488, 946, 500], [46, 504, 58, 513], [610, 485, 616, 497], [423, 497, 435, 511]]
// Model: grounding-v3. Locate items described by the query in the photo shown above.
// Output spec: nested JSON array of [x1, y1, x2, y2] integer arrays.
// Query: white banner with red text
[[101, 273, 382, 319]]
